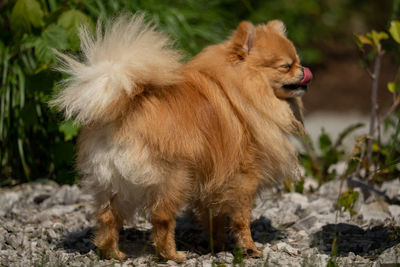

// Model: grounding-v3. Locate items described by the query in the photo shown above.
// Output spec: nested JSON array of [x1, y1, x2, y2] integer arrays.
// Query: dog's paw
[[161, 251, 186, 263], [172, 251, 187, 263], [98, 247, 126, 261], [113, 250, 127, 261], [244, 247, 262, 258], [159, 251, 186, 263]]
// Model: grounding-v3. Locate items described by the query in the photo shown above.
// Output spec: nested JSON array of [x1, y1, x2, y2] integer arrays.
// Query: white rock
[[318, 179, 348, 199], [0, 192, 21, 217], [276, 242, 299, 255], [42, 185, 82, 207], [381, 179, 400, 201], [388, 205, 400, 223], [40, 205, 77, 218], [377, 244, 400, 265], [359, 202, 391, 222], [306, 198, 333, 215], [262, 245, 272, 258], [327, 161, 348, 177], [201, 260, 213, 267], [262, 208, 300, 228], [283, 193, 309, 209], [303, 178, 319, 193]]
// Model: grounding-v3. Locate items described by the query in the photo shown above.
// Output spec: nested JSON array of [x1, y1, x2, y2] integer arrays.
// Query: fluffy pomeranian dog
[[51, 14, 312, 262]]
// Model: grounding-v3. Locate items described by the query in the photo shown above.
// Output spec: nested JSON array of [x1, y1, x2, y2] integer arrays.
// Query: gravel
[[0, 178, 399, 266]]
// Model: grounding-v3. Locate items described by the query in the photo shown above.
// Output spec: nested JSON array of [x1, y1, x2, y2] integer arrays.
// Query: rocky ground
[[0, 177, 399, 267]]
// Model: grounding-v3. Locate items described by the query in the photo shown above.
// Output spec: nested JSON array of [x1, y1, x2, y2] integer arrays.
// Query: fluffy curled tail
[[50, 14, 183, 125]]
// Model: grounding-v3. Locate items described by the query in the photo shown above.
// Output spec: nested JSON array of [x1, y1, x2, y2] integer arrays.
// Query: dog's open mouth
[[283, 84, 308, 90], [283, 67, 312, 91]]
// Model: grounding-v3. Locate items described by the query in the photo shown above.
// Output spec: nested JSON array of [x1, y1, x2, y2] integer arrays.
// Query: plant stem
[[377, 96, 400, 126], [367, 52, 383, 166]]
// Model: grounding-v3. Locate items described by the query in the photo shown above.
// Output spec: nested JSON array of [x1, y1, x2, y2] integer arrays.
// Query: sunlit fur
[[51, 14, 306, 262]]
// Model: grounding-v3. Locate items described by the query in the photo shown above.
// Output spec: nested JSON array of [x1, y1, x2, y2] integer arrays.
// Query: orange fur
[[52, 15, 311, 262]]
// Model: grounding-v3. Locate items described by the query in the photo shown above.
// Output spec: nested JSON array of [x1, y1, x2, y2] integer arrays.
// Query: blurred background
[[0, 0, 399, 185]]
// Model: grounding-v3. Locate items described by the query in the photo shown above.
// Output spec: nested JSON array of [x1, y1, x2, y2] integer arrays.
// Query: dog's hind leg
[[149, 169, 190, 263], [94, 200, 125, 260]]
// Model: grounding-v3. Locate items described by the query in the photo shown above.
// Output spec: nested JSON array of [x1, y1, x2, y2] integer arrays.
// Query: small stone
[[42, 185, 82, 207], [304, 177, 318, 193], [381, 179, 400, 201], [388, 205, 400, 222], [262, 207, 299, 228], [24, 226, 34, 233], [359, 202, 391, 222], [327, 161, 348, 177], [293, 215, 318, 231], [53, 222, 64, 231], [275, 242, 299, 255], [318, 179, 348, 200], [262, 245, 272, 258], [280, 193, 309, 212], [0, 192, 21, 217], [39, 205, 77, 219], [306, 198, 333, 215], [165, 260, 178, 266], [0, 236, 4, 250], [6, 235, 21, 250], [377, 244, 400, 265], [47, 228, 58, 241]]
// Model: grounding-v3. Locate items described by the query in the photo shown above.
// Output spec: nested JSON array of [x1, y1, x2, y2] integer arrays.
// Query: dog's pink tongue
[[300, 67, 312, 85]]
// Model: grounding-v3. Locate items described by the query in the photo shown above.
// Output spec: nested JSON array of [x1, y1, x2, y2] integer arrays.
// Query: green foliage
[[355, 30, 388, 53], [337, 188, 359, 215], [390, 21, 400, 44], [10, 0, 44, 35], [284, 177, 304, 194], [0, 0, 396, 185], [299, 123, 364, 183], [59, 120, 80, 141], [327, 238, 339, 267], [353, 20, 400, 182], [232, 247, 244, 265], [301, 16, 400, 184], [1, 0, 94, 184]]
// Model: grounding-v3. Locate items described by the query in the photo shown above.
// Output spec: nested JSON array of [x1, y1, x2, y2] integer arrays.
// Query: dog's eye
[[279, 64, 291, 70]]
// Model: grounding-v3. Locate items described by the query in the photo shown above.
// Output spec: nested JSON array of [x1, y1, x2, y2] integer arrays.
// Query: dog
[[51, 14, 312, 262]]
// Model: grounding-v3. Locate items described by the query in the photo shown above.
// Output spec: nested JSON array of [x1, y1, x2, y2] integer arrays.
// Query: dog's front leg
[[228, 174, 261, 258]]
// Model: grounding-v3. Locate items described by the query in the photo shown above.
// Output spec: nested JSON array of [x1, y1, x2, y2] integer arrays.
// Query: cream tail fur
[[50, 14, 183, 125]]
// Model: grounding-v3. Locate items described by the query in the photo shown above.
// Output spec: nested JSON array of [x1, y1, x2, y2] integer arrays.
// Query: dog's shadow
[[61, 215, 283, 257], [312, 223, 400, 257]]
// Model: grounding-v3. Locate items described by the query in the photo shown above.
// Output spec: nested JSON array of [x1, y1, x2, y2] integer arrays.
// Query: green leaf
[[294, 178, 304, 194], [337, 188, 359, 215], [34, 24, 68, 64], [366, 30, 388, 52], [10, 0, 44, 35], [334, 123, 364, 149], [283, 178, 293, 192], [59, 120, 80, 141], [354, 34, 373, 50], [389, 21, 400, 44], [319, 130, 332, 156], [57, 10, 94, 50], [388, 82, 396, 93], [387, 81, 400, 93], [42, 24, 69, 50]]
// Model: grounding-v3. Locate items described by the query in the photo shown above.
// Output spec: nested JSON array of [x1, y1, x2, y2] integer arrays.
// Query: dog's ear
[[230, 21, 255, 60], [267, 20, 286, 36]]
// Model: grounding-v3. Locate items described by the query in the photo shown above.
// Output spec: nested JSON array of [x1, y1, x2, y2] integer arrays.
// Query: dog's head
[[229, 20, 312, 99]]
